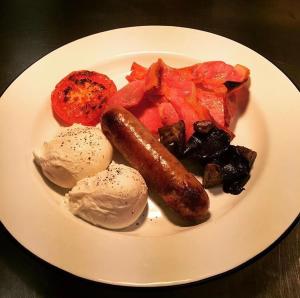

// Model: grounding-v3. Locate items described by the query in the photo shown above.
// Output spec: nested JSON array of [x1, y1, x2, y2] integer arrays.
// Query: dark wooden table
[[0, 1, 299, 297]]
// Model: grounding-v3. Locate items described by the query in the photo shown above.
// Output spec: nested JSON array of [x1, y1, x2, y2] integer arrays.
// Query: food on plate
[[107, 59, 249, 139], [35, 58, 254, 228], [160, 120, 256, 194], [33, 124, 113, 188], [67, 163, 148, 229], [202, 145, 257, 194], [158, 120, 186, 158], [202, 164, 223, 188], [51, 70, 117, 126], [184, 120, 231, 161], [101, 106, 209, 221]]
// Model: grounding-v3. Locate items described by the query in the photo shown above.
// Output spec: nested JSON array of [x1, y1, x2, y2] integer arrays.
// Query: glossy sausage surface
[[101, 106, 209, 221]]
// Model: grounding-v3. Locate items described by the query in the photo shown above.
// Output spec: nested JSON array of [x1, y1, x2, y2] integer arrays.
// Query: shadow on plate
[[33, 159, 68, 196], [118, 204, 149, 232]]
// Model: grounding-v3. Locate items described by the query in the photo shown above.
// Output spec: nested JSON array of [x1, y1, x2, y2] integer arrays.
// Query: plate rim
[[0, 25, 299, 287], [1, 215, 299, 287]]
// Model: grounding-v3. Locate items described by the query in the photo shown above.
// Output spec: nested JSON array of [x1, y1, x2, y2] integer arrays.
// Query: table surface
[[0, 0, 299, 297]]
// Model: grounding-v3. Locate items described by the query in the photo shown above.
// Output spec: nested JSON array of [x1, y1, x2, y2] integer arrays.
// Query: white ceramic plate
[[0, 26, 299, 287]]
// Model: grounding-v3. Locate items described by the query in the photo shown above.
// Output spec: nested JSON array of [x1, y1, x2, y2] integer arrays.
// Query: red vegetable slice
[[51, 70, 117, 126]]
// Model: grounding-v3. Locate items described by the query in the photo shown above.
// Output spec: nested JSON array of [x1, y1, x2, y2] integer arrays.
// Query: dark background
[[0, 0, 299, 297]]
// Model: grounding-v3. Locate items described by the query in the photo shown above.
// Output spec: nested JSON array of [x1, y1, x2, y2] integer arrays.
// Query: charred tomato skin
[[51, 70, 117, 126]]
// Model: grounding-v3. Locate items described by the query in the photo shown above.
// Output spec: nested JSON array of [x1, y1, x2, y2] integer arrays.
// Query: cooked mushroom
[[236, 146, 257, 168], [158, 120, 186, 158], [184, 121, 231, 163], [159, 120, 257, 195], [203, 163, 223, 188]]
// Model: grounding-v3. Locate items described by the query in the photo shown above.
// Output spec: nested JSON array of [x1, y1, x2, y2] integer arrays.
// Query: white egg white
[[67, 162, 148, 229], [33, 124, 113, 188]]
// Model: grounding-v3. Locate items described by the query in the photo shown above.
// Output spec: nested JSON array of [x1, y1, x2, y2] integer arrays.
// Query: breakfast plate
[[0, 26, 299, 286]]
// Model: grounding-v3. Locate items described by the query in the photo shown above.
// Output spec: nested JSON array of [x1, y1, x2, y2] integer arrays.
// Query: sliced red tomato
[[51, 70, 117, 126]]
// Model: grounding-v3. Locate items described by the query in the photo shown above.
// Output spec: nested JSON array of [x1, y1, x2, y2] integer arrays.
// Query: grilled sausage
[[101, 106, 209, 221]]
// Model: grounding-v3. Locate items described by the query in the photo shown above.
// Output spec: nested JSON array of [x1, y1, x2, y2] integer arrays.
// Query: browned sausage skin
[[101, 106, 209, 221]]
